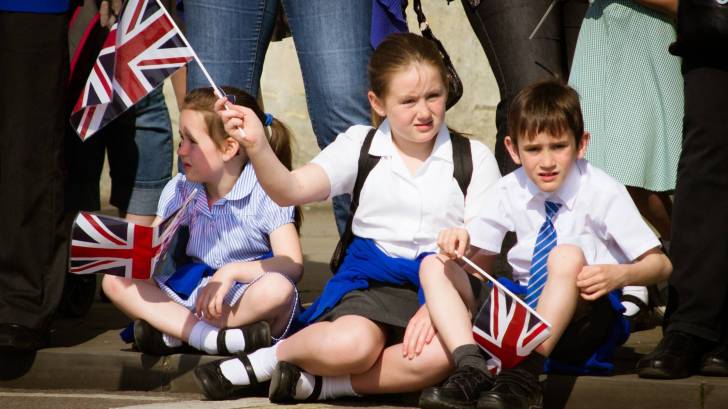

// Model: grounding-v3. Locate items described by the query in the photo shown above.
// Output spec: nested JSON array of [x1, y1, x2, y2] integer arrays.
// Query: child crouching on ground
[[418, 80, 672, 409], [102, 87, 303, 357]]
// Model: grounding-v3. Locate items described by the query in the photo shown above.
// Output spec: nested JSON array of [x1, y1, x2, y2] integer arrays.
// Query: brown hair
[[368, 33, 449, 127], [507, 79, 584, 147], [182, 86, 302, 231]]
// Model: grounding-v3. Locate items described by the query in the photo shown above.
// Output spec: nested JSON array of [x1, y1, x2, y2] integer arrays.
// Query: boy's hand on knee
[[215, 97, 266, 155], [437, 228, 470, 259], [576, 264, 626, 300], [403, 304, 436, 360]]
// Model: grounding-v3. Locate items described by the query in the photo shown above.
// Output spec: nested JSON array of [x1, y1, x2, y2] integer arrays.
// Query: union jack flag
[[70, 191, 196, 279], [472, 283, 551, 371], [70, 0, 194, 140]]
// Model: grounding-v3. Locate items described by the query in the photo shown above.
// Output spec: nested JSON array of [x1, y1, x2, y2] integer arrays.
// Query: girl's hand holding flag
[[215, 97, 267, 156]]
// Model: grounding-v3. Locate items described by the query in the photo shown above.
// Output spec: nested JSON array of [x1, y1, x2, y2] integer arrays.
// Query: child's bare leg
[[534, 244, 585, 356], [101, 275, 198, 340], [419, 254, 477, 351], [277, 315, 386, 376], [352, 334, 453, 394], [217, 272, 296, 337]]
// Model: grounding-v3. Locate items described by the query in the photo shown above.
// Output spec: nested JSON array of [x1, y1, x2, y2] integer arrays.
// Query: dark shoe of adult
[[700, 344, 728, 376], [0, 323, 47, 353], [133, 319, 191, 356], [637, 331, 705, 379], [217, 320, 271, 355], [194, 355, 262, 400], [269, 361, 321, 403], [419, 365, 494, 409], [477, 368, 542, 409]]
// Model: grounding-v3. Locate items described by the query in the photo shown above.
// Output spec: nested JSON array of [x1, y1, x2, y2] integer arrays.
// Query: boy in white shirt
[[418, 80, 672, 409]]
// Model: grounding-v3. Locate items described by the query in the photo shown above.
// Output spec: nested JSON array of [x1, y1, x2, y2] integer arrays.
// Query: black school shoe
[[194, 354, 266, 400], [701, 343, 728, 376], [419, 365, 495, 409], [477, 368, 542, 409], [133, 320, 192, 355], [637, 331, 707, 379], [269, 361, 322, 403], [216, 320, 271, 355]]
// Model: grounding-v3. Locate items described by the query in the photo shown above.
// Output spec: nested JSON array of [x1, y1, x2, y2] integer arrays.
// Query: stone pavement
[[1, 205, 727, 408]]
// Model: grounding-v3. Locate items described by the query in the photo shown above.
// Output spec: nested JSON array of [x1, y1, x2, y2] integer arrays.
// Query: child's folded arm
[[576, 246, 671, 300]]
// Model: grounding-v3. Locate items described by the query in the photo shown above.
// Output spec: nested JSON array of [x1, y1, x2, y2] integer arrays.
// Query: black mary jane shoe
[[133, 320, 192, 356], [269, 361, 322, 403], [194, 354, 265, 400], [216, 320, 271, 356]]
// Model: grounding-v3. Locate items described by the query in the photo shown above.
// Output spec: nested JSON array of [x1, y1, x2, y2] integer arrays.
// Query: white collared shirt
[[467, 159, 660, 286], [312, 120, 501, 259], [155, 163, 295, 270]]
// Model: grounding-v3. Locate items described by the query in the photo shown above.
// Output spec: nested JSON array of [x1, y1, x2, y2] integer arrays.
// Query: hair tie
[[263, 113, 274, 127]]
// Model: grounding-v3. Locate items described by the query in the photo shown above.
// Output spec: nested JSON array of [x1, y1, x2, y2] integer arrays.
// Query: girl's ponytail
[[265, 117, 303, 232]]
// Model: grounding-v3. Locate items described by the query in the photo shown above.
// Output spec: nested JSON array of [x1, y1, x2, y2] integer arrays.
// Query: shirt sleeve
[[259, 195, 296, 235], [466, 181, 513, 254], [464, 141, 501, 224], [156, 174, 186, 220], [310, 125, 367, 199], [598, 183, 661, 262]]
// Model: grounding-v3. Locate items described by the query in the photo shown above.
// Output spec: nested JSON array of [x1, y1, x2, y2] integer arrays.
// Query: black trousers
[[666, 59, 728, 343], [0, 11, 69, 330], [460, 0, 588, 174]]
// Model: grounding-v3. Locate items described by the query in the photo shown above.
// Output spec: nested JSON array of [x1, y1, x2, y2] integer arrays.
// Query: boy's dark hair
[[507, 79, 584, 147]]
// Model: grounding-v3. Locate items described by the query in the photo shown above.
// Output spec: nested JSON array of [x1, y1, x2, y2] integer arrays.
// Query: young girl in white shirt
[[102, 87, 303, 357], [192, 33, 501, 402]]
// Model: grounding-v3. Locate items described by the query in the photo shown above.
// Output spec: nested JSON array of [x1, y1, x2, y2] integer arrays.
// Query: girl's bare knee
[[101, 275, 127, 301], [248, 273, 295, 309]]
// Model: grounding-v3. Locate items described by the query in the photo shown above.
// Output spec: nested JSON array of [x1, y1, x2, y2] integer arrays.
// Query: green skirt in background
[[569, 0, 683, 192]]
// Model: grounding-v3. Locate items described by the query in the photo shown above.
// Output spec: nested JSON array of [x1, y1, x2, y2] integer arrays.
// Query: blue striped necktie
[[525, 200, 562, 309]]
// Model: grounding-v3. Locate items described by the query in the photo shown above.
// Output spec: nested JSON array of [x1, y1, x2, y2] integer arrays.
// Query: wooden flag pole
[[460, 255, 551, 327]]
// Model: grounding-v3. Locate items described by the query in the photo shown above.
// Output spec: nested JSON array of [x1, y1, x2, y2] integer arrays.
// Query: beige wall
[[103, 1, 500, 205]]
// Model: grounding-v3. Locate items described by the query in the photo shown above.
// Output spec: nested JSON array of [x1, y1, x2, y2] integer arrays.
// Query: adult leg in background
[[282, 0, 373, 234]]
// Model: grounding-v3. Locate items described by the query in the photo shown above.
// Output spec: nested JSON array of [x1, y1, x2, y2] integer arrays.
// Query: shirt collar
[[225, 161, 257, 201], [521, 159, 585, 210], [368, 118, 452, 162]]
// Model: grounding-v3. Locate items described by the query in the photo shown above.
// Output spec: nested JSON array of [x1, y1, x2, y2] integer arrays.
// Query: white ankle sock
[[293, 372, 358, 401], [188, 321, 219, 354], [622, 286, 649, 317], [162, 333, 182, 348], [219, 344, 279, 386], [319, 375, 359, 400], [222, 328, 246, 353], [293, 371, 316, 400]]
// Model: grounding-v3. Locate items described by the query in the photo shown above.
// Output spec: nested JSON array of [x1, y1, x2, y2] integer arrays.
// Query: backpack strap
[[450, 132, 473, 198], [329, 128, 380, 273]]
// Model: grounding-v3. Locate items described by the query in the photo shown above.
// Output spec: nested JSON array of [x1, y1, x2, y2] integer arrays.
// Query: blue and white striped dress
[[153, 163, 295, 310]]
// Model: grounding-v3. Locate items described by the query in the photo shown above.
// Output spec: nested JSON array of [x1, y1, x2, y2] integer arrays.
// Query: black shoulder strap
[[351, 128, 381, 212], [450, 132, 472, 198], [329, 128, 380, 273]]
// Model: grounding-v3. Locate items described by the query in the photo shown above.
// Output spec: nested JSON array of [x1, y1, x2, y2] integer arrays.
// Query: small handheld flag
[[70, 191, 196, 279], [461, 256, 552, 371], [70, 0, 194, 140]]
